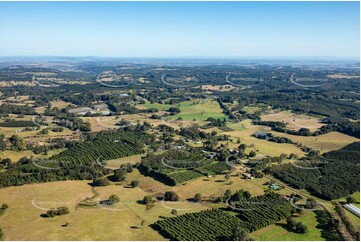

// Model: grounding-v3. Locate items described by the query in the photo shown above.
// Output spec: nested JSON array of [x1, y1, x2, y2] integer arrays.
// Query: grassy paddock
[[251, 211, 325, 241], [269, 131, 359, 153]]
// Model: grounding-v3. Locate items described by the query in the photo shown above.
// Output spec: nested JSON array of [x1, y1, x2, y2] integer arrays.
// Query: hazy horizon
[[0, 1, 359, 58]]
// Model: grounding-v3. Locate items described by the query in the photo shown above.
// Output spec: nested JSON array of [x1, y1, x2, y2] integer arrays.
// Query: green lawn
[[251, 211, 325, 241], [139, 102, 173, 111], [242, 105, 262, 114], [334, 192, 360, 229], [171, 99, 226, 121]]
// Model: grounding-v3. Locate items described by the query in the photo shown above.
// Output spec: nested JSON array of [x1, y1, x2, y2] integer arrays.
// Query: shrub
[[194, 193, 202, 202], [108, 194, 120, 204], [46, 207, 70, 218], [164, 191, 179, 201], [92, 178, 110, 186], [130, 180, 139, 188], [143, 195, 153, 205]]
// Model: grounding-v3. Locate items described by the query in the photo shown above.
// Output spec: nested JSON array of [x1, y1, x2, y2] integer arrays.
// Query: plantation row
[[140, 148, 208, 171], [139, 149, 232, 185], [231, 193, 295, 231], [0, 120, 37, 127], [153, 209, 243, 240], [266, 142, 360, 200], [197, 162, 230, 175], [49, 130, 150, 167], [153, 193, 294, 240], [0, 163, 111, 188]]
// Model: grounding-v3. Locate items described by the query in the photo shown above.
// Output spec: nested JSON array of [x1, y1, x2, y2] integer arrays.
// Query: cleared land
[[261, 111, 324, 132], [219, 120, 306, 157], [269, 131, 359, 153], [171, 99, 226, 121], [251, 211, 324, 241], [200, 84, 235, 92], [0, 179, 203, 240], [327, 74, 360, 79]]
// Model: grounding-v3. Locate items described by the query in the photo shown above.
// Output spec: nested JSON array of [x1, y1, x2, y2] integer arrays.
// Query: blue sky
[[0, 1, 359, 57]]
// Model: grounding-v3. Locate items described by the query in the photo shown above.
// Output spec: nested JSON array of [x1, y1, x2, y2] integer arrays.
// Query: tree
[[243, 191, 252, 199], [143, 195, 153, 205], [113, 169, 127, 182], [194, 193, 202, 202], [1, 204, 8, 210], [171, 209, 178, 215], [223, 189, 232, 201], [46, 207, 69, 217], [9, 135, 26, 151], [286, 217, 297, 231], [120, 163, 133, 173], [130, 180, 139, 188], [164, 191, 179, 201], [305, 198, 317, 209], [108, 194, 120, 204], [230, 227, 251, 241], [232, 190, 245, 201], [92, 178, 110, 186], [346, 196, 356, 204], [295, 222, 308, 234], [249, 150, 256, 157]]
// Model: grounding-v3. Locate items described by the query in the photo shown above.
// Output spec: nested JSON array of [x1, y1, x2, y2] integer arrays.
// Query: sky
[[0, 1, 359, 58]]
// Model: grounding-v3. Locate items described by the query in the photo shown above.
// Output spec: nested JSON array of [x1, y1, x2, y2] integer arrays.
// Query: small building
[[68, 107, 93, 115], [344, 204, 360, 217], [269, 184, 280, 190], [242, 172, 254, 179], [281, 194, 293, 200], [94, 103, 108, 111]]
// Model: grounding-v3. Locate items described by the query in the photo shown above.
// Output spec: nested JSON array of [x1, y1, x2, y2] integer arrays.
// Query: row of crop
[[196, 162, 230, 175], [228, 193, 295, 232], [49, 131, 147, 166], [153, 209, 244, 240], [0, 120, 37, 127], [168, 170, 204, 184]]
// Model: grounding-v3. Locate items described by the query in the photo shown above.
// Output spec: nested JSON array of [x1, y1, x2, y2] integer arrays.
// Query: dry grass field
[[218, 120, 306, 157], [327, 74, 360, 79], [105, 154, 146, 169], [0, 150, 35, 161], [251, 211, 325, 241], [0, 163, 276, 241], [50, 100, 73, 109], [200, 84, 235, 91], [269, 131, 359, 153], [261, 111, 324, 132]]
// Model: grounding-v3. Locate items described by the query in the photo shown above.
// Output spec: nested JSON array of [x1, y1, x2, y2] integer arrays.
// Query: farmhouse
[[68, 107, 93, 115]]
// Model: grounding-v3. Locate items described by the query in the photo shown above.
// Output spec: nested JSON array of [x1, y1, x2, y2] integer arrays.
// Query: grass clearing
[[50, 100, 73, 109], [219, 120, 306, 157], [261, 111, 324, 132], [105, 154, 145, 169], [0, 150, 35, 161], [251, 211, 325, 241], [269, 131, 359, 153], [171, 99, 226, 121]]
